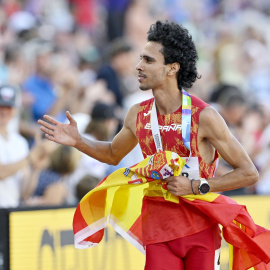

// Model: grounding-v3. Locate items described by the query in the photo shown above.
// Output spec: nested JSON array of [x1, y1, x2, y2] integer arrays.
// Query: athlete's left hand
[[166, 176, 197, 196]]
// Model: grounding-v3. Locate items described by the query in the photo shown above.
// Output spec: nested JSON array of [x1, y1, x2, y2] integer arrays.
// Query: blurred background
[[0, 0, 270, 269]]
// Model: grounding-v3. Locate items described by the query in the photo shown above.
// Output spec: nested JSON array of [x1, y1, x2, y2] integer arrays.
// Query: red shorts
[[144, 225, 221, 270]]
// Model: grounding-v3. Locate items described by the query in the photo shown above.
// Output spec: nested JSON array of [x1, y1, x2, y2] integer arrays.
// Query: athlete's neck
[[153, 88, 182, 115]]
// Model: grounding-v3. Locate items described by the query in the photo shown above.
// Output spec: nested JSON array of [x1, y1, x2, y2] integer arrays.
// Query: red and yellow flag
[[73, 151, 270, 270]]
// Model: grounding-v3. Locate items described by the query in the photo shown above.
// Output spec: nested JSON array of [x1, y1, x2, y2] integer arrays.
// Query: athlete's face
[[136, 42, 168, 91]]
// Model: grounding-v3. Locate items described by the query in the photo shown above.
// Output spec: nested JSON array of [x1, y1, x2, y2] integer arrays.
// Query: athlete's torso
[[136, 94, 219, 245]]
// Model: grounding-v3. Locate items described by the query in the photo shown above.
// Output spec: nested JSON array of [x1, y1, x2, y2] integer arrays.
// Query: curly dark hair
[[147, 20, 200, 90]]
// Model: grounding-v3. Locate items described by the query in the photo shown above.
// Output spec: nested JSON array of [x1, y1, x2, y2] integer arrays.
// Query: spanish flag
[[73, 151, 270, 270]]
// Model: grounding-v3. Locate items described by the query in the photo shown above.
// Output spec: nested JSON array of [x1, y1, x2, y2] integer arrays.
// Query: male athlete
[[38, 20, 258, 270]]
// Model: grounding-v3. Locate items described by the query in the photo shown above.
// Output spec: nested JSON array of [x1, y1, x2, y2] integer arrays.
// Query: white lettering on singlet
[[144, 123, 182, 132]]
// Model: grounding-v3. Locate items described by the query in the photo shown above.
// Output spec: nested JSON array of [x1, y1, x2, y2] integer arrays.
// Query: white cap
[[8, 11, 36, 33]]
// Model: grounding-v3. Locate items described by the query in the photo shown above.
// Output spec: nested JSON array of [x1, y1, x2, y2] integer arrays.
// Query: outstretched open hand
[[37, 111, 80, 147]]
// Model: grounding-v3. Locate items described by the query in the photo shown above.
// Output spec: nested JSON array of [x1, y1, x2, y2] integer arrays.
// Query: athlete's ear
[[167, 62, 180, 76]]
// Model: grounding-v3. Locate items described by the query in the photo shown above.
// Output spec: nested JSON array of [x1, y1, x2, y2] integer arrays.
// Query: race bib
[[181, 157, 200, 180]]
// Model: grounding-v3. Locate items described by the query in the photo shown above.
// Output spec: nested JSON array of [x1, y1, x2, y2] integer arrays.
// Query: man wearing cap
[[86, 102, 120, 140], [0, 84, 45, 208]]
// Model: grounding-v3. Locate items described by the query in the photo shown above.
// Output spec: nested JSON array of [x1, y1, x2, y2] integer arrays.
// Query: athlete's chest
[[137, 112, 190, 156], [139, 110, 183, 133]]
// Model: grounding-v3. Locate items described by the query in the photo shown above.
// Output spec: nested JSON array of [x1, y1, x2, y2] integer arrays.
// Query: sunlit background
[[0, 0, 270, 269]]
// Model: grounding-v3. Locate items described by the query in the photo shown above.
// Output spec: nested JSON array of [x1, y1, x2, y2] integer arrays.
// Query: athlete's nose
[[136, 60, 144, 71]]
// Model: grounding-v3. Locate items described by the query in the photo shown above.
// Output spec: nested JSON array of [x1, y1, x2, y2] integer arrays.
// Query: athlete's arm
[[167, 106, 259, 196], [75, 104, 139, 165], [195, 106, 259, 193], [38, 104, 139, 165]]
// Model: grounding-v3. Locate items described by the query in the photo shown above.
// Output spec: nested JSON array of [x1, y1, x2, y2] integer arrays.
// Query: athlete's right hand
[[37, 111, 80, 147]]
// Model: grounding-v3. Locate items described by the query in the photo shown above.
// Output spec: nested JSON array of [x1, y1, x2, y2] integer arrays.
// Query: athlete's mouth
[[138, 72, 146, 82]]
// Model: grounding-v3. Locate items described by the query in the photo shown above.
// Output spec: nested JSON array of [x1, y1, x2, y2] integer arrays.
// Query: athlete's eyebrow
[[140, 54, 156, 61]]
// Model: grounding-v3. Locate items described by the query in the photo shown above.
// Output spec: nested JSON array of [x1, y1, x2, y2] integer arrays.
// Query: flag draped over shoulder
[[73, 151, 270, 270]]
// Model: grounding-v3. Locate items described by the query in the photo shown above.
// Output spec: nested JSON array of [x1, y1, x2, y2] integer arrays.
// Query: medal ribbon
[[151, 89, 191, 152]]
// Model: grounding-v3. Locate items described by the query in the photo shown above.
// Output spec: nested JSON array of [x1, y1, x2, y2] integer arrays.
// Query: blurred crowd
[[1, 0, 270, 209]]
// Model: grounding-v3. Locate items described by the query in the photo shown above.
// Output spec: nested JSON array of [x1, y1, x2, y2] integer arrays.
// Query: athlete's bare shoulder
[[199, 105, 230, 141], [199, 105, 220, 122], [124, 103, 141, 135]]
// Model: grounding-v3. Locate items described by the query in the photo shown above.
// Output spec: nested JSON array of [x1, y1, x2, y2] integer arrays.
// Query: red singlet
[[136, 94, 221, 269]]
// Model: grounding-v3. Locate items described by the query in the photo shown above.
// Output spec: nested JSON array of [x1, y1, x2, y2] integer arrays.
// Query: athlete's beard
[[139, 83, 152, 91]]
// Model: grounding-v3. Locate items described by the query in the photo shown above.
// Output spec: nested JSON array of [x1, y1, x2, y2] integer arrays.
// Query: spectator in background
[[66, 44, 116, 118], [209, 84, 242, 107], [125, 0, 156, 53], [0, 44, 28, 86], [97, 38, 134, 109], [21, 41, 78, 142], [22, 41, 60, 123], [76, 174, 100, 201], [68, 0, 97, 31], [241, 26, 270, 106], [0, 84, 45, 208], [0, 46, 24, 134], [209, 84, 247, 141], [77, 46, 100, 88], [85, 102, 120, 141], [7, 10, 37, 43], [240, 104, 266, 157], [105, 0, 131, 41], [243, 103, 270, 195], [23, 144, 81, 207]]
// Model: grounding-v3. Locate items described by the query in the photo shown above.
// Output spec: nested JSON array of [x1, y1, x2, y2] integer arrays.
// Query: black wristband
[[191, 179, 196, 195]]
